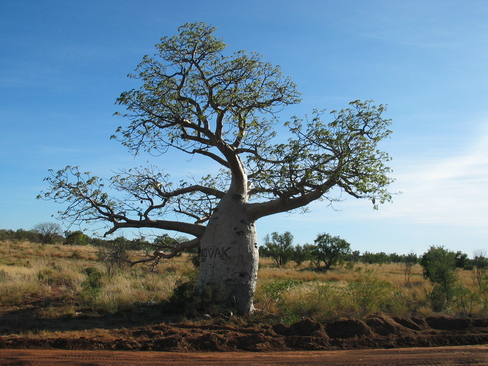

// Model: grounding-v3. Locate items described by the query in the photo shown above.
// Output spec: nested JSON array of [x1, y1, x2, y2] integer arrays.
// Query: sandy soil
[[1, 346, 488, 365]]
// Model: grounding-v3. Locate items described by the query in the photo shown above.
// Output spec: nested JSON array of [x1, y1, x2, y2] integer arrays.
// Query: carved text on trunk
[[201, 246, 232, 262]]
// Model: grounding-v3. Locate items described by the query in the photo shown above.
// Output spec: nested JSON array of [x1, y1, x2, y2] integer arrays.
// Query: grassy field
[[0, 240, 487, 327]]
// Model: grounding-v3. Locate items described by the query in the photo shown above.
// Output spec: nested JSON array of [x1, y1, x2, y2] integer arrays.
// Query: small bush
[[289, 282, 343, 320], [260, 232, 295, 267], [164, 273, 230, 317], [257, 278, 301, 316], [345, 271, 393, 316], [96, 241, 130, 278], [420, 246, 458, 311], [80, 267, 103, 303], [451, 285, 482, 316]]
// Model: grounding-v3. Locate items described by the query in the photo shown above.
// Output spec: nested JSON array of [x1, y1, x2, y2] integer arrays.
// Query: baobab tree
[[39, 22, 394, 314]]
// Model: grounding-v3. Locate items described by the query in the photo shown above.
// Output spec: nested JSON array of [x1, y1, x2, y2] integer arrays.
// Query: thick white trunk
[[197, 192, 258, 315]]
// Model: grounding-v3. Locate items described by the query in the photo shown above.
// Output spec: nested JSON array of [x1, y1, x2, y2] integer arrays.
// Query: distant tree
[[96, 236, 130, 277], [125, 236, 152, 251], [454, 251, 470, 269], [153, 234, 180, 248], [403, 252, 418, 285], [33, 222, 63, 244], [260, 232, 295, 267], [473, 250, 488, 291], [311, 233, 351, 270], [388, 252, 402, 263], [0, 229, 14, 241], [291, 244, 313, 267], [345, 250, 361, 263], [149, 234, 186, 259], [9, 228, 42, 243], [64, 230, 90, 246], [361, 251, 388, 265], [420, 246, 458, 311]]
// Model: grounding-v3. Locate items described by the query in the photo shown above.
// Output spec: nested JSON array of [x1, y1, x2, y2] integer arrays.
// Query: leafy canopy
[[39, 22, 394, 247], [261, 231, 295, 267], [311, 233, 351, 269]]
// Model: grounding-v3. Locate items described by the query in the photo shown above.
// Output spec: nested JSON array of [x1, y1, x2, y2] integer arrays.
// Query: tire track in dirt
[[1, 346, 488, 366]]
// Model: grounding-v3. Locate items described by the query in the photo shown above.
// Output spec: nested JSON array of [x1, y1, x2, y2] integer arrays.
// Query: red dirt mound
[[1, 312, 488, 352]]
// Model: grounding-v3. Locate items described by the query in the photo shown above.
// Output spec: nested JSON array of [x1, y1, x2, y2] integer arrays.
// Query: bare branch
[[130, 237, 200, 265], [104, 219, 205, 238], [246, 178, 336, 221]]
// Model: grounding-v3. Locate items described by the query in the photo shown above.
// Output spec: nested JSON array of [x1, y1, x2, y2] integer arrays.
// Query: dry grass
[[255, 262, 488, 321], [0, 241, 186, 313], [1, 240, 487, 322], [91, 271, 183, 313]]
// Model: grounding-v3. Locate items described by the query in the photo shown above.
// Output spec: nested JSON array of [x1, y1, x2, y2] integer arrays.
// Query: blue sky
[[1, 0, 487, 256]]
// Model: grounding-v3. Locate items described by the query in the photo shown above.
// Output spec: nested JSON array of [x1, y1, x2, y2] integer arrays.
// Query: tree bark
[[197, 191, 258, 315]]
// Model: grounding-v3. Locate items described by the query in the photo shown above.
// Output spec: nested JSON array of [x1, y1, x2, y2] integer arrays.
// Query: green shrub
[[345, 271, 392, 316], [257, 278, 301, 318], [164, 273, 229, 317], [64, 231, 90, 246], [298, 282, 343, 320], [310, 233, 351, 270], [452, 285, 482, 316], [420, 246, 458, 311], [81, 267, 103, 303], [291, 244, 312, 267], [260, 232, 295, 267]]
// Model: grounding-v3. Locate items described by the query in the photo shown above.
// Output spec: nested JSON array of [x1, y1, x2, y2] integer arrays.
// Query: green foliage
[[153, 234, 186, 257], [297, 282, 343, 319], [125, 236, 152, 251], [421, 246, 458, 287], [310, 233, 351, 270], [361, 251, 389, 265], [403, 252, 418, 285], [346, 271, 392, 316], [454, 251, 471, 269], [260, 232, 295, 267], [64, 231, 90, 246], [114, 22, 301, 157], [473, 251, 488, 291], [420, 246, 459, 311], [291, 244, 312, 267], [452, 285, 482, 316], [283, 272, 404, 320], [81, 267, 103, 302], [165, 273, 229, 317], [258, 278, 301, 317], [0, 229, 42, 243], [38, 22, 394, 245]]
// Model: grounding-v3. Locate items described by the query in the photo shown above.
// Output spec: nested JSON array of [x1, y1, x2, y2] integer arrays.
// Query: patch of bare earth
[[1, 306, 488, 353], [1, 346, 488, 365]]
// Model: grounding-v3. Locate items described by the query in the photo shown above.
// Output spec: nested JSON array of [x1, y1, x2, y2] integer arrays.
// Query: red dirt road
[[1, 346, 487, 366]]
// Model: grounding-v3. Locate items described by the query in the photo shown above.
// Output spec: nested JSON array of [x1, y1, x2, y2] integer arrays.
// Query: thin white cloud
[[279, 121, 488, 233], [383, 126, 488, 229]]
